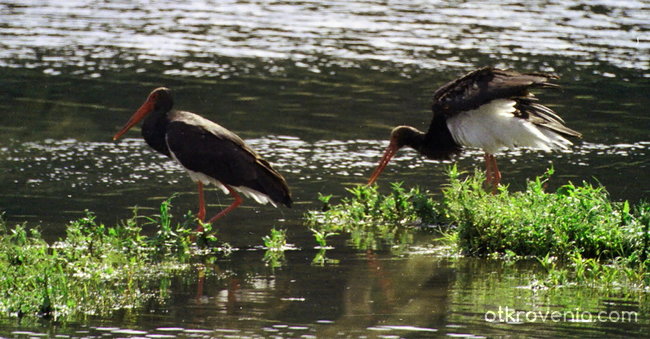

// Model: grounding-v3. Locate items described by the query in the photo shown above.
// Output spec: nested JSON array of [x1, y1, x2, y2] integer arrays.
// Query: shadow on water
[[0, 0, 649, 336]]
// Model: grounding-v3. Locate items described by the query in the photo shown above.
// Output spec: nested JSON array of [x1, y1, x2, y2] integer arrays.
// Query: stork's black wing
[[165, 112, 292, 207], [431, 67, 556, 116], [429, 67, 581, 139]]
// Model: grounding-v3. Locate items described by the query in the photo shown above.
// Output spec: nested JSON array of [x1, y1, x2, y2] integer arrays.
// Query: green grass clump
[[444, 166, 649, 264], [0, 197, 227, 319], [305, 183, 442, 250]]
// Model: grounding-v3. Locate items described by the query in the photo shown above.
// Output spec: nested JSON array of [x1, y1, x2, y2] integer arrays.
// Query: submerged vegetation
[[306, 166, 650, 289], [0, 198, 230, 319]]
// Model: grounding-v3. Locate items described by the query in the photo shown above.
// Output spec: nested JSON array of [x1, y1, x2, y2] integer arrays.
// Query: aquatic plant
[[444, 167, 649, 266], [0, 197, 229, 319], [262, 227, 288, 251], [306, 166, 650, 288], [261, 227, 302, 268], [306, 183, 443, 251], [310, 227, 338, 249]]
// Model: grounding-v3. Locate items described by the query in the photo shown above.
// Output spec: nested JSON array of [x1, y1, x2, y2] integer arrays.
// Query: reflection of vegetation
[[306, 166, 650, 289], [306, 184, 442, 251], [262, 250, 286, 269], [449, 258, 648, 327], [0, 197, 229, 319], [311, 248, 340, 266]]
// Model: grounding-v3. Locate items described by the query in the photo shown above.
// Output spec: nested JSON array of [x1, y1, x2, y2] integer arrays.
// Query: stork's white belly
[[446, 99, 572, 154], [183, 168, 276, 207]]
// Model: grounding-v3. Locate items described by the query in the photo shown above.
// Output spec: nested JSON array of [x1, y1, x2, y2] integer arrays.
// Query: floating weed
[[262, 228, 287, 268], [441, 166, 650, 291], [443, 166, 649, 262], [0, 197, 231, 319]]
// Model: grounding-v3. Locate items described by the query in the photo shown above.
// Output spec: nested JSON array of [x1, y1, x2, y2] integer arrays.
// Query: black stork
[[113, 87, 292, 231], [367, 67, 582, 188]]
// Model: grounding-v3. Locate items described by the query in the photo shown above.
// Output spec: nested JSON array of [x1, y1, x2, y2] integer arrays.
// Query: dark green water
[[0, 0, 649, 337]]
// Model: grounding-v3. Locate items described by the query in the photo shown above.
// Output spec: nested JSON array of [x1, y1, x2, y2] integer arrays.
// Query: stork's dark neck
[[142, 108, 173, 157], [424, 113, 462, 159], [392, 117, 461, 160]]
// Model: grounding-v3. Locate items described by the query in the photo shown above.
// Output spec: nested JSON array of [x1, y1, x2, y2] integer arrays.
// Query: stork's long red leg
[[491, 155, 502, 188], [484, 153, 494, 186], [484, 153, 501, 193], [207, 185, 243, 223]]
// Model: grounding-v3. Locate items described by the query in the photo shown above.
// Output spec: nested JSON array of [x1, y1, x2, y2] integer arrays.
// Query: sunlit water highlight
[[1, 0, 649, 337], [3, 137, 648, 187], [1, 136, 647, 238], [1, 0, 648, 75]]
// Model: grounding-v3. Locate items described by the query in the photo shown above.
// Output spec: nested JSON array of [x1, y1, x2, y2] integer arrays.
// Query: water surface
[[0, 0, 649, 337]]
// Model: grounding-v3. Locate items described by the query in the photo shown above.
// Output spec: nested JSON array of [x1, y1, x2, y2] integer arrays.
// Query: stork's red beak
[[367, 141, 399, 185], [113, 97, 155, 140]]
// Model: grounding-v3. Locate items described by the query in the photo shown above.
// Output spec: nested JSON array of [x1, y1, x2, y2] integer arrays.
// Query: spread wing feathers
[[430, 67, 580, 140], [431, 66, 558, 118], [514, 98, 582, 139], [165, 113, 292, 207]]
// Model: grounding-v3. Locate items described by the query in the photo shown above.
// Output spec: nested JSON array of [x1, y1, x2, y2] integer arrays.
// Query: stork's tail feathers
[[516, 98, 582, 140]]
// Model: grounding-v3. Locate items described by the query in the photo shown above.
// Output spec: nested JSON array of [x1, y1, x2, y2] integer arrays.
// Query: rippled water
[[1, 0, 649, 337], [2, 137, 648, 233], [1, 0, 648, 73]]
